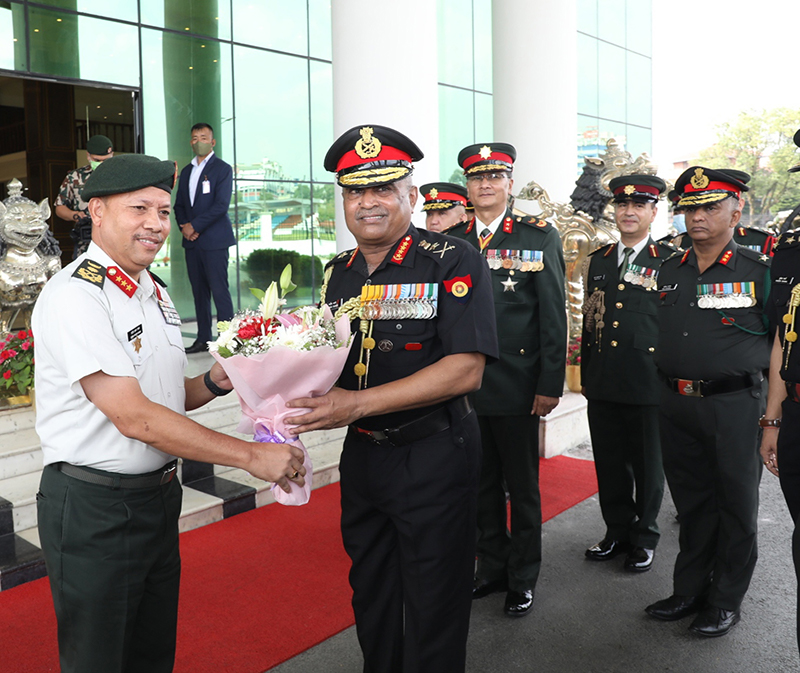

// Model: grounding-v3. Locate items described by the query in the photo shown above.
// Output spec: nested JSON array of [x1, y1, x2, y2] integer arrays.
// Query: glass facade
[[436, 0, 493, 183], [1, 0, 335, 333], [577, 0, 652, 171]]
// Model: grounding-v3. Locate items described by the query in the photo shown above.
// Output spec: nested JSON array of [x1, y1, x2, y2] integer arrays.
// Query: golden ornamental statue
[[0, 178, 62, 334]]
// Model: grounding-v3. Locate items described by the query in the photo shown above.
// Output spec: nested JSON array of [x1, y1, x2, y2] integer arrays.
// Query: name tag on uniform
[[658, 284, 678, 292], [591, 274, 606, 281], [202, 179, 211, 194], [158, 299, 182, 326], [775, 276, 795, 285]]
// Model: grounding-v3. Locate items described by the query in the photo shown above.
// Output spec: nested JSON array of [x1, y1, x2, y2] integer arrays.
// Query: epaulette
[[774, 229, 800, 250], [742, 225, 771, 235], [662, 250, 683, 263], [737, 246, 772, 266], [327, 249, 356, 267], [589, 242, 616, 257], [656, 240, 677, 254], [71, 258, 105, 289], [516, 214, 553, 231], [446, 219, 470, 233]]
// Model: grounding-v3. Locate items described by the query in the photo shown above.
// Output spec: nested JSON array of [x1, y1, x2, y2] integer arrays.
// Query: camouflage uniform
[[55, 164, 94, 258]]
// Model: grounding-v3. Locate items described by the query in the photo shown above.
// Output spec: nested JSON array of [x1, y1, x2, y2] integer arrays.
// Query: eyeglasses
[[466, 172, 509, 184]]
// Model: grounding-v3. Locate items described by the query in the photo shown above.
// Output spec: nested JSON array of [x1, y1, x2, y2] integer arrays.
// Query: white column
[[330, 0, 440, 250], [492, 0, 577, 206]]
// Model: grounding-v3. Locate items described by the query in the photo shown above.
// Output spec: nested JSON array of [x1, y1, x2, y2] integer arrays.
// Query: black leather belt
[[786, 381, 800, 403], [55, 460, 178, 488], [660, 371, 763, 398], [351, 395, 472, 447]]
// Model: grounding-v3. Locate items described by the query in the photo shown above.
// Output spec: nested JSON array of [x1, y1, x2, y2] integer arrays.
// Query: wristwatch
[[758, 416, 781, 428]]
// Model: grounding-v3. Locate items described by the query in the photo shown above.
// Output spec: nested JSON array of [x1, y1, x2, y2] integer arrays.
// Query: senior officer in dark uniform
[[285, 125, 497, 673], [581, 174, 672, 572], [32, 155, 304, 673], [420, 181, 469, 233], [447, 143, 567, 617], [668, 170, 776, 256], [645, 166, 771, 637]]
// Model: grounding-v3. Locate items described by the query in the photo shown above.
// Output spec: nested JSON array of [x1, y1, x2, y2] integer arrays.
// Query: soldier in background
[[581, 174, 672, 573], [54, 134, 114, 259], [420, 181, 469, 233]]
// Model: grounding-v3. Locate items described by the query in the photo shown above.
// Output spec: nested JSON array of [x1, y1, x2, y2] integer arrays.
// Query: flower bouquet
[[1, 329, 34, 398], [209, 265, 354, 506]]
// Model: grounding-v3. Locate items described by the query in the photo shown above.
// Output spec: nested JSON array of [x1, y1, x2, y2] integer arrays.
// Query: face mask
[[192, 141, 213, 156], [90, 161, 101, 171], [672, 213, 686, 233]]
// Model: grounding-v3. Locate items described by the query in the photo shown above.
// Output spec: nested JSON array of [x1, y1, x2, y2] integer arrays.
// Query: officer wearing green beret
[[55, 134, 115, 259], [645, 166, 771, 637], [420, 181, 469, 232], [32, 154, 305, 672], [581, 174, 672, 573], [447, 142, 567, 618]]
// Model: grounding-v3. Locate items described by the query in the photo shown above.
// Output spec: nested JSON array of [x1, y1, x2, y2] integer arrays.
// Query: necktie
[[619, 246, 634, 281], [479, 228, 492, 251]]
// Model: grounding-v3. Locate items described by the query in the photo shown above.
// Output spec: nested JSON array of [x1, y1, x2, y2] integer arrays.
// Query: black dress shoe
[[624, 547, 655, 573], [473, 576, 508, 600], [503, 590, 533, 618], [645, 594, 704, 621], [585, 537, 630, 561], [185, 341, 208, 354], [689, 606, 740, 637]]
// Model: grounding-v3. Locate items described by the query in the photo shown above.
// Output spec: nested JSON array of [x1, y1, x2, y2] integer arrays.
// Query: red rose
[[3, 371, 11, 380]]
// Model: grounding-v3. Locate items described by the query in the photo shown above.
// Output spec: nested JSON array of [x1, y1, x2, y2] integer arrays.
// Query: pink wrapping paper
[[210, 312, 353, 505]]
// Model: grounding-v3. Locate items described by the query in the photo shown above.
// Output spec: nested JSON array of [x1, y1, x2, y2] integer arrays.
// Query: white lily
[[260, 281, 280, 321]]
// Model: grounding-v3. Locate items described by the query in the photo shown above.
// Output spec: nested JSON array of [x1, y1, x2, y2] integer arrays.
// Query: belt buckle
[[160, 463, 177, 485], [354, 426, 388, 444], [677, 379, 702, 397]]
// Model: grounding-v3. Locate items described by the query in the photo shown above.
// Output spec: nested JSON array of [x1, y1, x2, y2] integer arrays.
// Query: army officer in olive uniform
[[646, 167, 771, 638], [286, 125, 497, 673], [581, 174, 672, 573], [447, 143, 567, 618]]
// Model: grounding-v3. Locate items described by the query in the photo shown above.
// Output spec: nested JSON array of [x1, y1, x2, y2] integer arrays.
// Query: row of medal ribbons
[[696, 282, 757, 309], [624, 263, 658, 289], [360, 283, 439, 320], [486, 249, 544, 272]]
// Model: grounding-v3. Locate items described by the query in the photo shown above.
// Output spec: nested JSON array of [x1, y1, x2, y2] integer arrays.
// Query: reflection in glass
[[234, 180, 335, 307], [598, 42, 626, 123], [626, 53, 651, 127], [439, 85, 473, 182], [33, 0, 137, 22], [310, 61, 333, 182], [0, 3, 26, 71], [308, 0, 332, 60], [626, 0, 652, 56], [437, 0, 473, 88], [625, 125, 651, 158], [28, 7, 79, 79], [577, 33, 598, 117], [234, 45, 310, 181], [232, 0, 308, 56], [140, 0, 232, 41], [577, 114, 601, 174]]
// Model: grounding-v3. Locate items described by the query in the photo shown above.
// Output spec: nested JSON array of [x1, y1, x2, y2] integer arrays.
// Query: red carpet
[[0, 456, 596, 673]]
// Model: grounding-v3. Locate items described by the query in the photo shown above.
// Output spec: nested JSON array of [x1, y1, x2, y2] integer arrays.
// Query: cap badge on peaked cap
[[691, 168, 710, 190], [355, 127, 382, 160]]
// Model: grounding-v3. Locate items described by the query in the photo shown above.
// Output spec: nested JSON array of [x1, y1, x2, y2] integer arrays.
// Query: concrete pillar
[[330, 0, 440, 250], [492, 0, 577, 206]]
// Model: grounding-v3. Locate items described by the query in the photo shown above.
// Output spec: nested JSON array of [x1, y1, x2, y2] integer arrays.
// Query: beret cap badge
[[355, 126, 382, 160], [691, 168, 710, 190]]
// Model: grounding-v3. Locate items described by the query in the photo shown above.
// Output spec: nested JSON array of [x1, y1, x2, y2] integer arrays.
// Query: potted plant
[[0, 329, 34, 408]]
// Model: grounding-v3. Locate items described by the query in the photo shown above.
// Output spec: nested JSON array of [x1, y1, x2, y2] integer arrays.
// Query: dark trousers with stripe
[[340, 410, 481, 673], [37, 464, 183, 673], [659, 386, 763, 610], [777, 397, 800, 658], [185, 247, 234, 343], [587, 400, 663, 548], [475, 414, 542, 592]]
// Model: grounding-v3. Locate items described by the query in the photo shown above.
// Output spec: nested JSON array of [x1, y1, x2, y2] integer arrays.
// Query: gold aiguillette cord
[[782, 284, 800, 369]]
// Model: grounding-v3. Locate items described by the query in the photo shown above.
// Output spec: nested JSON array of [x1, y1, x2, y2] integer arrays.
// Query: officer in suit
[[646, 166, 771, 637], [447, 143, 567, 617], [32, 154, 304, 672], [420, 181, 469, 232], [174, 122, 235, 353], [581, 174, 672, 572], [284, 125, 498, 673]]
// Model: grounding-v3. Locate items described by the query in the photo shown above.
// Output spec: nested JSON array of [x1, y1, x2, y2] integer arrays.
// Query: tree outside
[[698, 108, 800, 228]]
